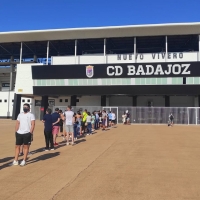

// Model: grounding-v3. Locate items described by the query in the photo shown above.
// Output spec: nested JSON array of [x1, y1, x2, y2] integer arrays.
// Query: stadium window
[[4, 99, 7, 103], [59, 99, 62, 102], [65, 99, 68, 102], [22, 99, 25, 102], [27, 99, 30, 103]]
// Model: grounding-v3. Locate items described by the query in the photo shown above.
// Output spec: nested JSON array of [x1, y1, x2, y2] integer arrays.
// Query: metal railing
[[50, 106, 200, 125]]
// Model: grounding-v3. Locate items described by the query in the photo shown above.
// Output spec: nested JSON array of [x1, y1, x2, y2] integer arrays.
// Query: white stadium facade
[[0, 22, 200, 124]]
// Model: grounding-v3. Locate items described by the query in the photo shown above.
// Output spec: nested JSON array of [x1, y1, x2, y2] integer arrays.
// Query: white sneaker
[[20, 160, 26, 167], [66, 143, 69, 146], [50, 148, 55, 151], [87, 134, 89, 135], [13, 160, 18, 166]]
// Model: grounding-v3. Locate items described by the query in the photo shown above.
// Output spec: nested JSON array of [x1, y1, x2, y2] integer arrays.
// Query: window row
[[59, 99, 68, 102], [0, 99, 31, 103]]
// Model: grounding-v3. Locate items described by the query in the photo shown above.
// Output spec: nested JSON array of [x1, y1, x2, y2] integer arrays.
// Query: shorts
[[127, 118, 130, 121], [109, 119, 112, 122], [81, 121, 86, 127], [16, 132, 32, 145], [52, 126, 59, 135], [65, 125, 74, 133]]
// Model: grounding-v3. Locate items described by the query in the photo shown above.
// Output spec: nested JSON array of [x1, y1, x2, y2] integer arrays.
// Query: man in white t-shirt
[[13, 103, 35, 166], [62, 106, 75, 146]]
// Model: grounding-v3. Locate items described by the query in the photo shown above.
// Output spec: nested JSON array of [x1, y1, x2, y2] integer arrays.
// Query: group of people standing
[[122, 110, 131, 125], [12, 104, 117, 167]]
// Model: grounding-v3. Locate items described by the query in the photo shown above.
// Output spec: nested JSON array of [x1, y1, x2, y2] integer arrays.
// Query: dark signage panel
[[2, 83, 10, 87], [32, 62, 200, 79]]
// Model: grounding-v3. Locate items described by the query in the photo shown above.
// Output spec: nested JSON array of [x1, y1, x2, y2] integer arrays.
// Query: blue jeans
[[87, 122, 92, 133], [73, 124, 77, 138], [95, 119, 99, 129]]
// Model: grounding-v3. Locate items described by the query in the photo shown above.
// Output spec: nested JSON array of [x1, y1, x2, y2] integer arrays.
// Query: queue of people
[[12, 104, 117, 167]]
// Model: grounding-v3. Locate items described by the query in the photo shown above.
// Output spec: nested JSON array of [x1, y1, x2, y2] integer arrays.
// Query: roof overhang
[[0, 22, 200, 43]]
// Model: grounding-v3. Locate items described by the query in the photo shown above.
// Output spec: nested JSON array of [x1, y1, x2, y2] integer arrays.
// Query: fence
[[52, 106, 200, 125]]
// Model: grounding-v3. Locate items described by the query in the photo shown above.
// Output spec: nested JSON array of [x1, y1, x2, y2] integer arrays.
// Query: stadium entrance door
[[103, 107, 118, 124]]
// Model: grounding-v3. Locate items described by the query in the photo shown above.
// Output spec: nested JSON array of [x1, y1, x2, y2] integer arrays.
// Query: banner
[[32, 62, 200, 79]]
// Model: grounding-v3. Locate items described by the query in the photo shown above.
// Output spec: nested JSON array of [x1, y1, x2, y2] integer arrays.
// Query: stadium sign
[[117, 52, 184, 60], [32, 62, 200, 79], [107, 64, 190, 76]]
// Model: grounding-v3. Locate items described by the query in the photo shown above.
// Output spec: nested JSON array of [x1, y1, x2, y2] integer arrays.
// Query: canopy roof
[[0, 22, 200, 43]]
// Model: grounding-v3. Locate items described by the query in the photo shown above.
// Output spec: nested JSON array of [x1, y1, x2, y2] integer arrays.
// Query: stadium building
[[0, 22, 200, 123]]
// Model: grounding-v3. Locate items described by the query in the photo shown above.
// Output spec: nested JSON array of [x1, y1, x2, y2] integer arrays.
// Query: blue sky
[[0, 0, 199, 32]]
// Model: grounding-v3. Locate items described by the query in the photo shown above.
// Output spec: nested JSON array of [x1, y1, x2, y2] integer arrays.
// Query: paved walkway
[[1, 120, 200, 200]]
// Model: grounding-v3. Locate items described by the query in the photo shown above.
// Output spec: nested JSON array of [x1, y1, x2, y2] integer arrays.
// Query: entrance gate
[[103, 107, 118, 124]]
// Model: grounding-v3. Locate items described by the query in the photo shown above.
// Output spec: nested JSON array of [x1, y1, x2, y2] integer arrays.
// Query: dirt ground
[[1, 120, 200, 200]]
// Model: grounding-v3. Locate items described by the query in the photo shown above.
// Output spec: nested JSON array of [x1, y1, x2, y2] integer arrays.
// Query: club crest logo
[[86, 65, 94, 78]]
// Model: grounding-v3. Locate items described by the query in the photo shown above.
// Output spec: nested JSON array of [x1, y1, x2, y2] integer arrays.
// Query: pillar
[[12, 93, 21, 120], [165, 95, 170, 107], [132, 96, 137, 106], [101, 95, 106, 107], [40, 96, 48, 120], [198, 95, 200, 107], [71, 95, 77, 106], [10, 56, 15, 91], [33, 55, 37, 63]]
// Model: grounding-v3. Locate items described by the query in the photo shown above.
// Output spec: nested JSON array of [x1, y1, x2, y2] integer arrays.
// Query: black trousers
[[60, 125, 63, 132], [44, 130, 54, 149]]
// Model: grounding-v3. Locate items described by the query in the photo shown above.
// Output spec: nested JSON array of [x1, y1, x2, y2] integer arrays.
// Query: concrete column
[[101, 95, 106, 107], [33, 55, 37, 63], [40, 96, 48, 120], [134, 37, 136, 63], [165, 36, 168, 62], [75, 40, 77, 64], [104, 39, 106, 63], [199, 35, 200, 61], [132, 96, 137, 106], [71, 95, 77, 106], [198, 95, 200, 107], [10, 56, 15, 91], [12, 93, 21, 120], [165, 95, 170, 107], [106, 96, 109, 106]]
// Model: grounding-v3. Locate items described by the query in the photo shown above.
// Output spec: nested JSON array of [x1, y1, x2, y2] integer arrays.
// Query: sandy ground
[[1, 120, 200, 200]]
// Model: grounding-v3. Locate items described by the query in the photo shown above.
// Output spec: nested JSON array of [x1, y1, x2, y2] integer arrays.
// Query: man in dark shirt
[[52, 108, 60, 146], [42, 108, 54, 151]]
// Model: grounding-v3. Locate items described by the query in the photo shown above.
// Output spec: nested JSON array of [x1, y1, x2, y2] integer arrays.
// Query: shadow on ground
[[0, 157, 13, 164], [27, 152, 60, 165]]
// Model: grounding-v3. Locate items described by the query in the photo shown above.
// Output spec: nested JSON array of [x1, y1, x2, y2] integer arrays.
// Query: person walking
[[13, 103, 35, 167], [42, 108, 54, 151], [169, 113, 174, 127]]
